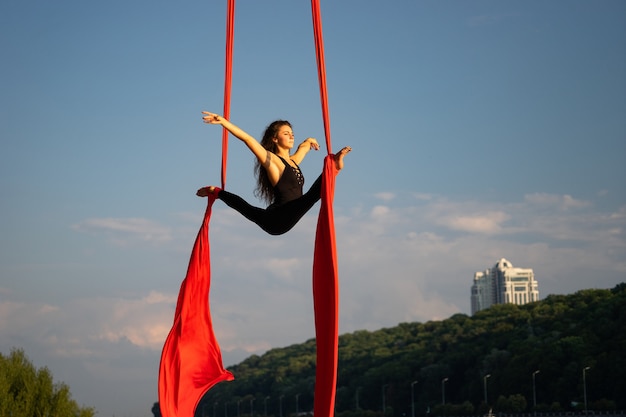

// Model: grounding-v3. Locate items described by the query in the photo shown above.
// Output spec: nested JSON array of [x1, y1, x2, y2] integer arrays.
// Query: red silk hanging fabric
[[312, 156, 339, 417], [158, 1, 236, 416], [311, 1, 340, 417], [220, 0, 235, 190], [158, 192, 234, 417]]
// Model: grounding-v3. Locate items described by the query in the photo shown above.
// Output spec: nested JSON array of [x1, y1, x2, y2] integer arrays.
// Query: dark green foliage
[[198, 285, 626, 417], [0, 349, 95, 417]]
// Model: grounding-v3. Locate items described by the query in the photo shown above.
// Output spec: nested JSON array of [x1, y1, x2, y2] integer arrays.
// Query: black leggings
[[217, 175, 322, 235]]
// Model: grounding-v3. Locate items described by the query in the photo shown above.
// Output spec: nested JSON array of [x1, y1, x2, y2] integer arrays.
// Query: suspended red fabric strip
[[159, 2, 236, 416], [221, 0, 235, 189], [311, 0, 332, 153], [312, 156, 339, 417], [158, 192, 235, 417], [311, 2, 340, 417]]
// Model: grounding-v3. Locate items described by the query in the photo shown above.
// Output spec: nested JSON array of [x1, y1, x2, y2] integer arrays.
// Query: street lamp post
[[250, 398, 255, 417], [296, 394, 300, 416], [411, 381, 418, 417], [264, 396, 270, 417], [382, 384, 389, 415], [441, 378, 449, 405], [532, 370, 540, 415], [583, 367, 591, 415], [483, 374, 491, 406], [279, 395, 284, 417]]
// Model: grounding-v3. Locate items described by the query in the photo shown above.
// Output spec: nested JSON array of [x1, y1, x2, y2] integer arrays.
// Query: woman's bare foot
[[334, 146, 352, 170], [196, 186, 216, 197]]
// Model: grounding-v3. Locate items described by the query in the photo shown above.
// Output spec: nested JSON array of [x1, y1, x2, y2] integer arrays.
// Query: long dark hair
[[254, 120, 292, 204]]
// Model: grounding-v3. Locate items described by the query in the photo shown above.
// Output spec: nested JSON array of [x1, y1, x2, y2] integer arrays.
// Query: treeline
[[0, 349, 95, 417], [195, 284, 626, 417]]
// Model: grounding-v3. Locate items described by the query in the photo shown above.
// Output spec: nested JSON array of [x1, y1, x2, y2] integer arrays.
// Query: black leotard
[[270, 156, 306, 206], [217, 156, 322, 235]]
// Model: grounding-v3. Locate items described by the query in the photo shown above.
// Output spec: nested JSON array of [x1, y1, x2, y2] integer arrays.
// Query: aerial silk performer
[[159, 1, 343, 417], [196, 113, 351, 235]]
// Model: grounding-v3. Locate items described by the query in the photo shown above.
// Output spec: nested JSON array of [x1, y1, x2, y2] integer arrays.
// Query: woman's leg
[[194, 167, 327, 235], [262, 175, 323, 235], [199, 186, 294, 235], [216, 190, 273, 232]]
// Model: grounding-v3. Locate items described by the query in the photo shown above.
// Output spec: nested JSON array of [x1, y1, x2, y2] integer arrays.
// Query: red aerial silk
[[220, 0, 235, 190], [158, 192, 234, 417], [311, 2, 340, 417], [312, 156, 339, 417], [159, 1, 340, 416], [159, 2, 235, 416]]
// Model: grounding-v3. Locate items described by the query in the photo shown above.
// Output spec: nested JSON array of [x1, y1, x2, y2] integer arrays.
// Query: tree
[[199, 285, 626, 416], [0, 348, 95, 417]]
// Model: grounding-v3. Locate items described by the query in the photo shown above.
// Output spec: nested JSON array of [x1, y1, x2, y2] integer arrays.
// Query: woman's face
[[274, 124, 295, 149]]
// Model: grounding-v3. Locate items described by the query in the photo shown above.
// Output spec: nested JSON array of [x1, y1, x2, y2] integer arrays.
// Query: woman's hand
[[300, 137, 320, 151], [291, 137, 320, 164], [202, 111, 223, 125]]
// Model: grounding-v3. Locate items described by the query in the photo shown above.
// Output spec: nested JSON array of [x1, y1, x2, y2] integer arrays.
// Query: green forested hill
[[197, 284, 626, 417]]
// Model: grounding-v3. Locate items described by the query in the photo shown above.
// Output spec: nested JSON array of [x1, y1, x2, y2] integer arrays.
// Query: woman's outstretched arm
[[201, 111, 270, 165]]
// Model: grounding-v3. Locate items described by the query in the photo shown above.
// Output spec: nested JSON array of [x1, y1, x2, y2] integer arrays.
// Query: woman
[[196, 111, 351, 235]]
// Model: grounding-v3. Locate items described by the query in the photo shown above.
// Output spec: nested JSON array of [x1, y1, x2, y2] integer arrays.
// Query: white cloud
[[412, 192, 433, 201], [524, 193, 591, 211], [0, 291, 176, 357], [440, 211, 510, 234], [72, 217, 172, 246], [375, 192, 395, 201], [371, 205, 391, 218], [610, 205, 626, 220]]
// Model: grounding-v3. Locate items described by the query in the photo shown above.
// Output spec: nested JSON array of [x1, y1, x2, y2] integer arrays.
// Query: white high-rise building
[[471, 258, 539, 315]]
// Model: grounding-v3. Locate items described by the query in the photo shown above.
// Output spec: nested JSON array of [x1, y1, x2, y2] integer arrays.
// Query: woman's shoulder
[[272, 153, 290, 167]]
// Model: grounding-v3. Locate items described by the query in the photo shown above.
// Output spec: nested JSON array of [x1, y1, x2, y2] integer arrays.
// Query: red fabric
[[158, 191, 234, 417], [311, 0, 332, 152], [160, 2, 236, 415], [221, 0, 235, 190], [312, 156, 339, 417], [311, 2, 339, 417]]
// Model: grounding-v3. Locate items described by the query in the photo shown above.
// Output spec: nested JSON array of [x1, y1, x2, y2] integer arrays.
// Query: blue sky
[[1, 1, 625, 416]]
